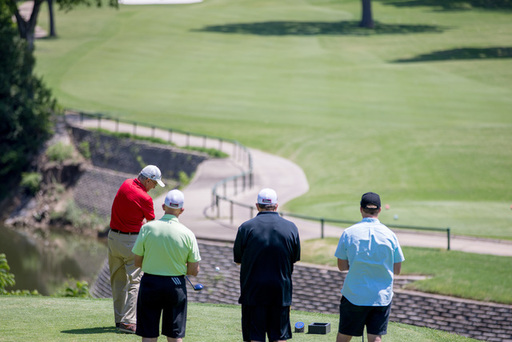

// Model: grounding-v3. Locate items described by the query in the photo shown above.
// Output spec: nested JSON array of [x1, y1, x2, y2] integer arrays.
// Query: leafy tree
[[5, 0, 118, 50], [0, 4, 55, 200]]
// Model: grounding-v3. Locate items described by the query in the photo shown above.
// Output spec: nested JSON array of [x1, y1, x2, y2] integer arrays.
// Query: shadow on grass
[[61, 326, 118, 334], [394, 47, 512, 62], [194, 20, 445, 36], [378, 0, 512, 11]]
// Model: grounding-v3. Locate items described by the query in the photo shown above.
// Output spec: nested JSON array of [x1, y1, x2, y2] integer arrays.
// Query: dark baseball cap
[[360, 192, 381, 209]]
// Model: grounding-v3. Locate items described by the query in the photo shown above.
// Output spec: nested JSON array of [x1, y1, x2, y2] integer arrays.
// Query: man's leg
[[116, 233, 140, 325], [367, 334, 382, 342], [123, 256, 142, 324], [108, 232, 128, 326], [337, 332, 353, 342]]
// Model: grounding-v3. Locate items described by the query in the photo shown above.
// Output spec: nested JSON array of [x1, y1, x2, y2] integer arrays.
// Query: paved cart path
[[67, 113, 512, 257]]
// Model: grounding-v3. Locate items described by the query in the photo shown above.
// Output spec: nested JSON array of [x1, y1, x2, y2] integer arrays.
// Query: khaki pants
[[108, 230, 142, 325]]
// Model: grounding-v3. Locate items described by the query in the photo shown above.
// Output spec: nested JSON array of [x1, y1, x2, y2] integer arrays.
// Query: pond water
[[0, 224, 107, 296]]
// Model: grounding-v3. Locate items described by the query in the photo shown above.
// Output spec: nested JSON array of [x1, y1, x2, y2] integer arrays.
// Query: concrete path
[[67, 113, 512, 257]]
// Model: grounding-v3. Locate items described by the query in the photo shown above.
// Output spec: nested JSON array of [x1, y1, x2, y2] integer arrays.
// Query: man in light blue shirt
[[334, 192, 404, 342]]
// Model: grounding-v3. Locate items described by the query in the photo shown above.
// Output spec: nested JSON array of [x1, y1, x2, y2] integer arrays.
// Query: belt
[[110, 228, 138, 235]]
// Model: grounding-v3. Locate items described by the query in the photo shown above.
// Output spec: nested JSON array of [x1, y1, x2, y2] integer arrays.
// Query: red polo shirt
[[110, 178, 155, 233]]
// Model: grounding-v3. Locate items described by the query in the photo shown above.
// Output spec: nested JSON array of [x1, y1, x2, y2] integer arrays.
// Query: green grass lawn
[[301, 238, 512, 304], [0, 296, 479, 341], [33, 0, 512, 239]]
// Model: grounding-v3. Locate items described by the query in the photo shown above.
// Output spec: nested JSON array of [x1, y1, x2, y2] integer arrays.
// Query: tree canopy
[[0, 3, 55, 199]]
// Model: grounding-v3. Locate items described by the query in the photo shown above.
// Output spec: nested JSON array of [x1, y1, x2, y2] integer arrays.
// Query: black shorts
[[241, 305, 291, 342], [136, 274, 187, 338], [338, 296, 391, 337]]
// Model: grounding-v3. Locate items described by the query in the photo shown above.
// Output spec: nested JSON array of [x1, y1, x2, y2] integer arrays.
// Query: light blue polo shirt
[[334, 217, 405, 306], [132, 214, 201, 276]]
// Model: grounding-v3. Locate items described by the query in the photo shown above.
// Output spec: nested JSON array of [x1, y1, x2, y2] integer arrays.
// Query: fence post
[[98, 115, 101, 129], [447, 228, 451, 250], [115, 118, 119, 133], [234, 177, 238, 195], [80, 112, 84, 124], [321, 218, 325, 239], [187, 133, 190, 146], [133, 122, 137, 136], [168, 129, 173, 143], [230, 201, 234, 225], [151, 126, 155, 138], [216, 195, 220, 218]]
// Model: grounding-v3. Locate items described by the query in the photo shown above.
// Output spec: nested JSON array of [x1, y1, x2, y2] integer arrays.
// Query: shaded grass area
[[394, 47, 512, 62], [0, 297, 479, 341], [379, 0, 512, 10], [301, 238, 512, 304], [195, 20, 446, 36]]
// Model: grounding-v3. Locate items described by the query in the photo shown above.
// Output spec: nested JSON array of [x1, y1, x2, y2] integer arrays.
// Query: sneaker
[[119, 323, 136, 334]]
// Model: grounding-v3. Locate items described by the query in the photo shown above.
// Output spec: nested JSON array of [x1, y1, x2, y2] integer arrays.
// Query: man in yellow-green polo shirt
[[132, 189, 201, 342]]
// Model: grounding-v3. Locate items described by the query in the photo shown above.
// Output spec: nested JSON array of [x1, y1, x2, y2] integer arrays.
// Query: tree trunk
[[360, 0, 374, 28], [48, 0, 57, 37], [7, 0, 45, 50]]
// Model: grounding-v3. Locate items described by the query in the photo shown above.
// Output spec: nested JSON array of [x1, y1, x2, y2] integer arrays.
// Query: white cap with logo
[[165, 189, 184, 209], [257, 188, 278, 205], [140, 165, 165, 187]]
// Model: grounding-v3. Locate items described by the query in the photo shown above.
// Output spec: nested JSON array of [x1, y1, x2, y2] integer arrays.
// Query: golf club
[[185, 276, 203, 291]]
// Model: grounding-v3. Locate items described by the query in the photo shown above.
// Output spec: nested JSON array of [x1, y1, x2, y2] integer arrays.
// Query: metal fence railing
[[70, 110, 253, 176], [212, 193, 451, 250]]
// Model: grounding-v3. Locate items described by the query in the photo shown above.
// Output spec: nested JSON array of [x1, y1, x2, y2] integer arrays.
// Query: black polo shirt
[[233, 211, 301, 306]]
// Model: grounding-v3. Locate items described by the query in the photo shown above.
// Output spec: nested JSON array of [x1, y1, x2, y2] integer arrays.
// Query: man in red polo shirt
[[108, 165, 165, 334]]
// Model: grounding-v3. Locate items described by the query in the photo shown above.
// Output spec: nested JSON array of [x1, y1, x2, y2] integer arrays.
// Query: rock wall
[[68, 125, 208, 180]]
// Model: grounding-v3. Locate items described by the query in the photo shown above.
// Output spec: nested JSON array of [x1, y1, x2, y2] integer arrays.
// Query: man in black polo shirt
[[234, 188, 301, 342]]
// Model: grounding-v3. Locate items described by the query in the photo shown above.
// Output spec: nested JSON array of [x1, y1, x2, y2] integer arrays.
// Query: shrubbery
[[0, 3, 56, 200], [0, 253, 39, 296], [20, 172, 43, 195], [46, 142, 74, 163]]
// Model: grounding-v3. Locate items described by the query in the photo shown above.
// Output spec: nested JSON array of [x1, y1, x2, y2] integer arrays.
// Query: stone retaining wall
[[73, 167, 131, 217], [68, 125, 208, 180], [91, 241, 512, 341]]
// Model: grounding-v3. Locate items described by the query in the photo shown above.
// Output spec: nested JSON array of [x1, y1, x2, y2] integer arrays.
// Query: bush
[[20, 172, 43, 195], [78, 141, 91, 159], [46, 142, 74, 163], [0, 253, 16, 294], [0, 253, 39, 296], [55, 279, 90, 298]]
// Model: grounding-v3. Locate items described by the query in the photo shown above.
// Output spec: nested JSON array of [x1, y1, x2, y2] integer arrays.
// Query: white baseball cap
[[140, 165, 165, 187], [165, 189, 184, 209], [257, 188, 278, 205]]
